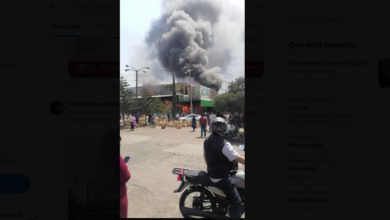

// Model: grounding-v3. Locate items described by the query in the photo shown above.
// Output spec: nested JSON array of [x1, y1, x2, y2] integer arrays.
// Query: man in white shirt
[[203, 117, 245, 218]]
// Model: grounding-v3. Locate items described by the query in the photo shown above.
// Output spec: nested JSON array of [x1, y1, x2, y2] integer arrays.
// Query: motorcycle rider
[[203, 117, 245, 218]]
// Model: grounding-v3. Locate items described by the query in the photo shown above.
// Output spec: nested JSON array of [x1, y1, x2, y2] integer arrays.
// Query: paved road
[[120, 126, 245, 218]]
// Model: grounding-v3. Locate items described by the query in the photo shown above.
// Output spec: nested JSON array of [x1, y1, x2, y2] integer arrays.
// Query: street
[[120, 125, 245, 218]]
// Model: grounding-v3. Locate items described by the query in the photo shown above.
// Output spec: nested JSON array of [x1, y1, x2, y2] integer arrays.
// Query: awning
[[200, 99, 214, 107]]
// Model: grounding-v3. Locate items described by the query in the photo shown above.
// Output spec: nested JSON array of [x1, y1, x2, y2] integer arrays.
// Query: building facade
[[127, 83, 218, 114]]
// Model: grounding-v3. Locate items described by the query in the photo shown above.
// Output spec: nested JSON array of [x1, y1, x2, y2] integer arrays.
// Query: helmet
[[211, 117, 227, 135]]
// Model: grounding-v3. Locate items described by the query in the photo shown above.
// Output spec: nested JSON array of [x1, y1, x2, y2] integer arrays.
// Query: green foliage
[[227, 76, 245, 94], [214, 77, 245, 113], [120, 78, 164, 115], [130, 91, 163, 114], [120, 77, 133, 114], [160, 102, 170, 114]]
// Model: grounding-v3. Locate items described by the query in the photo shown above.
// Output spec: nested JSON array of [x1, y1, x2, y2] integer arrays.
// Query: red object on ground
[[120, 155, 131, 218]]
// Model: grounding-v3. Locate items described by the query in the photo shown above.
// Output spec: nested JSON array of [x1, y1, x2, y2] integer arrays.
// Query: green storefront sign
[[178, 85, 215, 107], [200, 99, 214, 107]]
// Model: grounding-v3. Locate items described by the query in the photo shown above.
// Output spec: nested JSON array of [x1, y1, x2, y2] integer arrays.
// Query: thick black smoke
[[146, 0, 225, 91]]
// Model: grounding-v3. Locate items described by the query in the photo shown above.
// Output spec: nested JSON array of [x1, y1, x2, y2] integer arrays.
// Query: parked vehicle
[[225, 123, 238, 140], [179, 114, 201, 121]]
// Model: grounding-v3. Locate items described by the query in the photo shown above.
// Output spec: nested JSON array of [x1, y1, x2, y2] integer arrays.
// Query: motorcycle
[[225, 123, 239, 140], [172, 162, 245, 218], [225, 122, 245, 144]]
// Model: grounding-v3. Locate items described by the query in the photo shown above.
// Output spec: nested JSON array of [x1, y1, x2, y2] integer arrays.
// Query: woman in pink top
[[120, 137, 131, 218], [130, 116, 136, 131]]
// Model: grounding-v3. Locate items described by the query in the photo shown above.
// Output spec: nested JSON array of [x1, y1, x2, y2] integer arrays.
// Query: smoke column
[[146, 0, 243, 91]]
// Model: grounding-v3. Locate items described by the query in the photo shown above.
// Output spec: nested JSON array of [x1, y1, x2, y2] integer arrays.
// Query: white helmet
[[211, 117, 227, 135]]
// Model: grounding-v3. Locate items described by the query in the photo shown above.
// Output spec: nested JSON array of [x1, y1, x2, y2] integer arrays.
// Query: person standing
[[224, 112, 229, 122], [151, 113, 155, 126], [135, 112, 139, 124], [149, 114, 152, 126], [216, 112, 222, 118], [239, 112, 244, 128], [131, 116, 136, 131], [120, 137, 131, 218], [191, 115, 197, 132], [200, 114, 207, 138]]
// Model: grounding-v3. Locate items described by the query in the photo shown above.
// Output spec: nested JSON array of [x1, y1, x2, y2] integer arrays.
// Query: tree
[[214, 77, 245, 113], [160, 101, 170, 115], [135, 91, 163, 115], [214, 92, 236, 113], [120, 77, 133, 118], [227, 76, 245, 94]]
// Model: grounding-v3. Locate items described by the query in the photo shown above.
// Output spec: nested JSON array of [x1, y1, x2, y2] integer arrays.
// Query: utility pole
[[185, 65, 193, 114], [124, 65, 150, 99], [136, 70, 138, 98], [189, 72, 193, 114], [172, 72, 177, 120]]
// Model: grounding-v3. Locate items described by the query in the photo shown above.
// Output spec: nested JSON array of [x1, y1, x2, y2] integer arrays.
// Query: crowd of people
[[188, 111, 245, 139], [120, 111, 245, 138], [120, 114, 245, 218], [219, 112, 245, 128], [191, 113, 208, 137], [120, 112, 157, 131], [203, 111, 245, 128]]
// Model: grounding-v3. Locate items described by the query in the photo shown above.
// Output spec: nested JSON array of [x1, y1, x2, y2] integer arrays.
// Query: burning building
[[126, 82, 218, 114]]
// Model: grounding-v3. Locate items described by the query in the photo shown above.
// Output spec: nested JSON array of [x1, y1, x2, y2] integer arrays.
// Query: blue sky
[[120, 0, 245, 93]]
